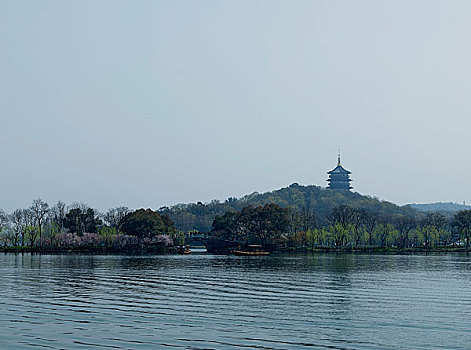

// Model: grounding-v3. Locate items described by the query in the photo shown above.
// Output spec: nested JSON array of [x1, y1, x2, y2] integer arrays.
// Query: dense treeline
[[212, 204, 290, 249], [210, 203, 471, 251], [1, 184, 470, 253], [159, 184, 420, 232], [0, 200, 175, 252]]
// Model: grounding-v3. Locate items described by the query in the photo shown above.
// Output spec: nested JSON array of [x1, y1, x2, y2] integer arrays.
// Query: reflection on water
[[1, 253, 471, 349]]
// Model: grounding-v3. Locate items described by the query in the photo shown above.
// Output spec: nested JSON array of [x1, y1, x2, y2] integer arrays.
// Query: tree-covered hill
[[159, 183, 420, 232], [409, 202, 471, 213]]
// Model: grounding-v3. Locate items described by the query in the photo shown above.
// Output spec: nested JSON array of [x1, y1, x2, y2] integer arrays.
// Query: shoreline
[[277, 246, 469, 254], [1, 246, 469, 255]]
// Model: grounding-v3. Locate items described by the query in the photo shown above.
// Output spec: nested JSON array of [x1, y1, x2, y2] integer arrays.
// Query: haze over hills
[[159, 184, 420, 232], [408, 202, 471, 213]]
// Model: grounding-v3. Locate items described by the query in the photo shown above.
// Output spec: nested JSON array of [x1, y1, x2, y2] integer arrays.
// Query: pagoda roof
[[327, 165, 351, 175], [327, 178, 352, 182]]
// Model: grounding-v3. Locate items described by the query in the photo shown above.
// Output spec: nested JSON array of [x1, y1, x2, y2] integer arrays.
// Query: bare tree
[[330, 205, 355, 228], [351, 208, 367, 248], [364, 211, 379, 246], [422, 212, 448, 230], [68, 202, 90, 211], [394, 215, 416, 248], [0, 209, 9, 247], [453, 210, 471, 249], [103, 206, 130, 229], [49, 201, 67, 231], [10, 209, 27, 247], [22, 209, 39, 247], [0, 209, 8, 231], [300, 206, 317, 232], [30, 199, 49, 246]]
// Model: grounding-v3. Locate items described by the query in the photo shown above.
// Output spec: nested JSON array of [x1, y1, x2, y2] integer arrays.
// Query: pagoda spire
[[337, 149, 341, 166]]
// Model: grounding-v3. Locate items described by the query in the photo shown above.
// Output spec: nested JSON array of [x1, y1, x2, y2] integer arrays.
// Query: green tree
[[98, 226, 118, 248], [212, 211, 239, 241], [376, 223, 396, 247], [240, 204, 290, 247], [211, 204, 289, 248], [438, 227, 452, 246], [120, 209, 175, 238], [25, 225, 39, 247], [64, 206, 102, 235], [43, 222, 61, 248], [410, 228, 423, 247], [421, 212, 449, 247], [173, 230, 185, 246], [330, 223, 351, 248], [419, 225, 439, 248]]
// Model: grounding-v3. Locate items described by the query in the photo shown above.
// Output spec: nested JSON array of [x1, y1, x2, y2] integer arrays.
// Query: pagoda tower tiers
[[327, 152, 352, 190]]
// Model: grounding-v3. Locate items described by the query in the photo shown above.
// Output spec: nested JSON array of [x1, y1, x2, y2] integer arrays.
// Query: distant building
[[327, 152, 352, 190]]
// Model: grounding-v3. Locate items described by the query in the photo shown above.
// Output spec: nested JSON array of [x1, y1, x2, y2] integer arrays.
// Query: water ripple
[[1, 253, 471, 349]]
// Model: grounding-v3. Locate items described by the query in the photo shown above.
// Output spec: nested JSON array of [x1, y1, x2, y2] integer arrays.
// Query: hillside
[[159, 183, 420, 232]]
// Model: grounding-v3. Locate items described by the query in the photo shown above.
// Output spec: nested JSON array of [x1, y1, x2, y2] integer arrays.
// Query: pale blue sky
[[1, 0, 470, 212]]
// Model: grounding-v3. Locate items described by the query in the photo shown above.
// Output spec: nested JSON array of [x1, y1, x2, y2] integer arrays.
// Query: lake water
[[1, 252, 471, 349]]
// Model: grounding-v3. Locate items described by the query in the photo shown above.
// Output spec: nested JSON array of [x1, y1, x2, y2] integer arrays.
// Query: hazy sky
[[1, 0, 471, 212]]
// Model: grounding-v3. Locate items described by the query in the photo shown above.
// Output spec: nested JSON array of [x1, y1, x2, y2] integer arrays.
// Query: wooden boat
[[232, 245, 269, 256], [177, 245, 191, 255]]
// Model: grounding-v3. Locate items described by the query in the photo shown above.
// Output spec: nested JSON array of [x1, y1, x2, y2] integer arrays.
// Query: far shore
[[1, 246, 469, 255], [277, 246, 470, 254]]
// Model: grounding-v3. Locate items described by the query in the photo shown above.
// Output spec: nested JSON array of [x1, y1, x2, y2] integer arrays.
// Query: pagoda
[[327, 152, 352, 190]]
